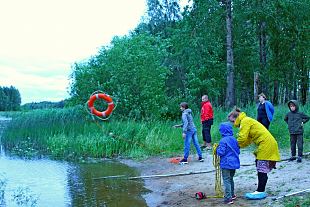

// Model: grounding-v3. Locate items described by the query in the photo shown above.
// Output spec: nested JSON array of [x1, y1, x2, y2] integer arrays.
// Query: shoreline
[[122, 149, 310, 207]]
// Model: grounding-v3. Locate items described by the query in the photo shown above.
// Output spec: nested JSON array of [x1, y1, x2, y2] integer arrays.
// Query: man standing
[[201, 95, 214, 150]]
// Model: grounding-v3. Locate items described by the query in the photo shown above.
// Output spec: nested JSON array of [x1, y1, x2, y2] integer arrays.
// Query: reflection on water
[[0, 155, 148, 207]]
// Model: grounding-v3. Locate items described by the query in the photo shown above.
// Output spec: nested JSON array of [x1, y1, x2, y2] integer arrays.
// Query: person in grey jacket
[[284, 100, 310, 163], [174, 102, 204, 164]]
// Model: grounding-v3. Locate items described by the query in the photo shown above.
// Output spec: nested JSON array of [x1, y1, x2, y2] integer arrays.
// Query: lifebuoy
[[88, 93, 115, 117]]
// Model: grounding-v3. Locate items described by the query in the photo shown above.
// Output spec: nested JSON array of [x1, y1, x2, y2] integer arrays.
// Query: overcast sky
[[0, 0, 146, 104]]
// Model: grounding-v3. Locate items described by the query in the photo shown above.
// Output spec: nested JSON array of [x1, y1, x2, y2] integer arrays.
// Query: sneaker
[[297, 157, 302, 163], [289, 156, 296, 161], [232, 195, 237, 200], [179, 158, 188, 165], [224, 198, 234, 204], [198, 157, 204, 162]]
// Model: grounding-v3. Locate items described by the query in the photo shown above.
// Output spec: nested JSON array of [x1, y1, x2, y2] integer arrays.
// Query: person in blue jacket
[[216, 122, 240, 204], [257, 93, 274, 129]]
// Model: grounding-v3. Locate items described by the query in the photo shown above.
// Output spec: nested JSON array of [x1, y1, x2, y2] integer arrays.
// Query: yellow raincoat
[[234, 112, 280, 161]]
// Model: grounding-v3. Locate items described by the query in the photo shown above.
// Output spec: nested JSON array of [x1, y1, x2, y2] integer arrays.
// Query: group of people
[[174, 93, 309, 204]]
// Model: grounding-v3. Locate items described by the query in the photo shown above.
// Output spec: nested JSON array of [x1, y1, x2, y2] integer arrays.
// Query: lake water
[[0, 151, 148, 207], [0, 116, 148, 206]]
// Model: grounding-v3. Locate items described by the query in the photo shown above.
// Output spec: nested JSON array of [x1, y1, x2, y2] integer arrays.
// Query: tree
[[224, 0, 235, 108], [0, 86, 21, 111]]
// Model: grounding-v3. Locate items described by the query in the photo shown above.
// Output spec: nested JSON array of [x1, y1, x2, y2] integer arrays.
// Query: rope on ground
[[272, 188, 310, 201], [93, 151, 310, 180], [93, 170, 215, 180]]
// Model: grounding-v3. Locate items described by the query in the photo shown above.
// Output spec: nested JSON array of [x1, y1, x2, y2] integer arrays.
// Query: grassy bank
[[1, 104, 309, 160]]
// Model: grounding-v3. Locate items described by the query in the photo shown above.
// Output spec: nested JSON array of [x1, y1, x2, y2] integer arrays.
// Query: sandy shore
[[122, 149, 310, 207]]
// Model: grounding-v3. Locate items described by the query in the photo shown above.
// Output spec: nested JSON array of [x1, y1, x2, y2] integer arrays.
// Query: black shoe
[[179, 158, 188, 165], [289, 156, 296, 161], [297, 157, 302, 163], [198, 157, 204, 162]]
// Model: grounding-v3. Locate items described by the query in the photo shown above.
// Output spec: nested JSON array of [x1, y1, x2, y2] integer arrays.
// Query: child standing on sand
[[216, 122, 240, 204], [284, 100, 310, 163]]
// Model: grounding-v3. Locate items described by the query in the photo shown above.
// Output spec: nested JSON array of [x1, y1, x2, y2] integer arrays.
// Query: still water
[[0, 153, 148, 207]]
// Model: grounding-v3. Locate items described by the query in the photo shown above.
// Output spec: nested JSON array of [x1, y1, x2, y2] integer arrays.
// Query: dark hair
[[180, 102, 189, 109]]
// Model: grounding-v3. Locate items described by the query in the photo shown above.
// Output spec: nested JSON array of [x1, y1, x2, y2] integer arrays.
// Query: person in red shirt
[[200, 95, 214, 149]]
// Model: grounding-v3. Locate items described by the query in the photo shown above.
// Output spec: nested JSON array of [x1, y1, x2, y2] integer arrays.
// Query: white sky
[[0, 0, 146, 104]]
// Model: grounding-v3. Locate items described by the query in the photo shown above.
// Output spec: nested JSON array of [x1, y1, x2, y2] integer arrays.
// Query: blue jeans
[[222, 169, 236, 201], [184, 128, 202, 159]]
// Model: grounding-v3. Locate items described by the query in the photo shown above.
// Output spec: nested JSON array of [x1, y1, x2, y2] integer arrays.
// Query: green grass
[[282, 193, 310, 207], [1, 103, 309, 160]]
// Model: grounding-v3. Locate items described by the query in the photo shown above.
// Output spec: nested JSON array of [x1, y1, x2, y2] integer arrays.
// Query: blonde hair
[[228, 107, 241, 119], [258, 93, 267, 99]]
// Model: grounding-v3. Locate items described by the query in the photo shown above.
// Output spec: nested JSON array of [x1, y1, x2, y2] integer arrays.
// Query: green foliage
[[2, 104, 309, 160], [69, 33, 171, 120], [0, 86, 21, 111], [21, 101, 65, 110]]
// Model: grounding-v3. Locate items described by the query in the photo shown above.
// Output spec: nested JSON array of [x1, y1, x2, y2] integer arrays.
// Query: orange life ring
[[88, 93, 115, 117]]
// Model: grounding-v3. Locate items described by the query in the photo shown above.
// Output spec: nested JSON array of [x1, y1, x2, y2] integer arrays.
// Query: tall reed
[[1, 104, 309, 160]]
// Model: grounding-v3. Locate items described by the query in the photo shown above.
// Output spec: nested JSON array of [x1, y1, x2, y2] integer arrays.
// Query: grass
[[0, 103, 309, 160], [282, 193, 310, 207]]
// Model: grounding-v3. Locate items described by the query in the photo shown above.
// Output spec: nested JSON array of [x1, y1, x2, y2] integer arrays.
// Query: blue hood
[[219, 122, 234, 137]]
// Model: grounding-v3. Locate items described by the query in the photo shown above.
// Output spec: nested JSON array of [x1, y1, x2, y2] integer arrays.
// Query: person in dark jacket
[[284, 100, 310, 163], [257, 93, 274, 130], [216, 122, 240, 204], [174, 102, 204, 164]]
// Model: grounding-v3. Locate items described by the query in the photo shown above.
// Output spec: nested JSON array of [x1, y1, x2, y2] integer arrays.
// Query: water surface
[[0, 155, 148, 207]]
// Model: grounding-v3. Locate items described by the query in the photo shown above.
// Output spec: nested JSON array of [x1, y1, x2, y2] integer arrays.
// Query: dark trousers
[[257, 117, 270, 129], [290, 134, 303, 157], [202, 119, 213, 143], [257, 172, 268, 192]]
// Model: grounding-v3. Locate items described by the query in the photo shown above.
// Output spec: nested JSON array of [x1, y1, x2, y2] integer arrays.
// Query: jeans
[[290, 134, 303, 157], [222, 169, 236, 200], [184, 128, 202, 159]]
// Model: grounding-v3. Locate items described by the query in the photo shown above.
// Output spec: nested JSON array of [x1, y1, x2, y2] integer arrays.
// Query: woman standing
[[228, 108, 280, 200], [257, 93, 274, 129], [174, 102, 204, 164]]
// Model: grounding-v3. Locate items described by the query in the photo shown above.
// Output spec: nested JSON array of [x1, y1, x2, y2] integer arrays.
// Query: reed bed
[[1, 104, 309, 160]]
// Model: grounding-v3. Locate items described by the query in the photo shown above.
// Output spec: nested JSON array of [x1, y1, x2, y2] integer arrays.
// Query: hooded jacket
[[284, 100, 310, 134], [181, 109, 196, 133], [216, 122, 240, 169], [234, 112, 280, 161]]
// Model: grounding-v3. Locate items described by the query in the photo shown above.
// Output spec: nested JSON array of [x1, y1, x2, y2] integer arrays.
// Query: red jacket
[[201, 101, 214, 122]]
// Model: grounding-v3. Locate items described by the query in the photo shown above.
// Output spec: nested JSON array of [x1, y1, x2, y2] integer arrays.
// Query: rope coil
[[212, 143, 224, 198]]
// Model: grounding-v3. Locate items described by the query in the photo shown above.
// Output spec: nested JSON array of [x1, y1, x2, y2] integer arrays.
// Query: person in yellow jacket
[[228, 108, 280, 200]]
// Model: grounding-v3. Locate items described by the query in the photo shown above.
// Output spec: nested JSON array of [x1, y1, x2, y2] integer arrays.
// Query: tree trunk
[[259, 20, 268, 94], [254, 72, 260, 103], [225, 0, 235, 108], [298, 53, 308, 105], [273, 80, 279, 105]]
